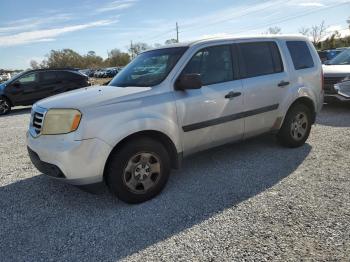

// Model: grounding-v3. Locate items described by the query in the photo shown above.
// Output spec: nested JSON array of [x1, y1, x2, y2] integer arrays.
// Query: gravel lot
[[0, 104, 349, 261]]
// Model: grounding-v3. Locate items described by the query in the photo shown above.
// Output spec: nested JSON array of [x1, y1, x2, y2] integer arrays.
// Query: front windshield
[[109, 47, 188, 87], [329, 49, 350, 65]]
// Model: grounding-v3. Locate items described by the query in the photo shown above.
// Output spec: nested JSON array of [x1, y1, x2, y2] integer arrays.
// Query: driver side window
[[182, 45, 234, 86], [18, 73, 37, 84]]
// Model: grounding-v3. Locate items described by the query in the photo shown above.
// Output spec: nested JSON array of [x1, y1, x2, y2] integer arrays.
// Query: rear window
[[287, 41, 314, 70], [238, 42, 284, 78]]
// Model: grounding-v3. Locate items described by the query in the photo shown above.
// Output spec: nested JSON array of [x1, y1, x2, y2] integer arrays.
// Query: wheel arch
[[288, 96, 316, 124], [103, 130, 181, 183]]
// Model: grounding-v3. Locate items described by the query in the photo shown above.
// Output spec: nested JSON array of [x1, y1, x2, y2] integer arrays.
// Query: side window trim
[[231, 44, 240, 80]]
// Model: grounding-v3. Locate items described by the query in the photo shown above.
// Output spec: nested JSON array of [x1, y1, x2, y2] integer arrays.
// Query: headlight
[[334, 83, 340, 91], [42, 109, 82, 135]]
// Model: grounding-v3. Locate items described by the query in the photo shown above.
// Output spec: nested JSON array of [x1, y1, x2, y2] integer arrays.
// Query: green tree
[[265, 27, 282, 35], [44, 49, 84, 68], [165, 39, 178, 45], [83, 51, 104, 69], [128, 42, 151, 58], [105, 49, 130, 67]]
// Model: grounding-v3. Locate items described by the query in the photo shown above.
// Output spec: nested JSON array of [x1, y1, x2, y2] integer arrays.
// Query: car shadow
[[317, 103, 350, 127], [0, 135, 311, 261], [0, 106, 31, 118]]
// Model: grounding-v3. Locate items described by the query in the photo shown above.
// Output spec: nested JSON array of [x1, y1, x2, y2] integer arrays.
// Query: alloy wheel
[[123, 152, 161, 194], [290, 112, 308, 141]]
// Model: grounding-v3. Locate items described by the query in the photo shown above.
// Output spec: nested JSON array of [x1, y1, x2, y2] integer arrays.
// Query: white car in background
[[323, 48, 350, 102]]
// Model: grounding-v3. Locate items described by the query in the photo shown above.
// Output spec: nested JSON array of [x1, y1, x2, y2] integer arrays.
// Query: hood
[[37, 85, 151, 109], [323, 64, 350, 77]]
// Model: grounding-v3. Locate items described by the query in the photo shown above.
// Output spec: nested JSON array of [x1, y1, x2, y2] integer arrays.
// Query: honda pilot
[[27, 36, 324, 204]]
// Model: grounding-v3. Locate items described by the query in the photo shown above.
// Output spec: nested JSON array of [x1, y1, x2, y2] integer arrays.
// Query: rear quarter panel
[[276, 39, 323, 124]]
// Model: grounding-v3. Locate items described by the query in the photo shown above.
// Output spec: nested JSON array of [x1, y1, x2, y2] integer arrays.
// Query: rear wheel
[[277, 103, 312, 148], [0, 97, 11, 115], [106, 137, 171, 204]]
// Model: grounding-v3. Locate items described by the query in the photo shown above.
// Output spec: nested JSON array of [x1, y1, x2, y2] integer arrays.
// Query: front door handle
[[278, 81, 290, 87], [225, 91, 241, 99]]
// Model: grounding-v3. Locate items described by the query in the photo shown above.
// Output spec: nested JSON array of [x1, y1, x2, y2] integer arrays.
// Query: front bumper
[[324, 93, 350, 103], [26, 132, 112, 185]]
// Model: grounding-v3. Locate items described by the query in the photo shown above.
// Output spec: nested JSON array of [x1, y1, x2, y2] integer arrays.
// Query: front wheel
[[0, 97, 11, 115], [106, 137, 171, 204], [277, 103, 312, 148]]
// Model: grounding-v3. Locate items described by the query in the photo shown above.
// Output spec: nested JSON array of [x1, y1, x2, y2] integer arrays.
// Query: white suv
[[27, 36, 323, 203]]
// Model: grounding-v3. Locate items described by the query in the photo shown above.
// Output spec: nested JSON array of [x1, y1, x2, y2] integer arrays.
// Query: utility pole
[[130, 40, 134, 59], [176, 22, 179, 43]]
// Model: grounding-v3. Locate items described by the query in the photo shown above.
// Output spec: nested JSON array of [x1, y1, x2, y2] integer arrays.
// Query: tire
[[277, 103, 312, 148], [0, 96, 11, 115], [106, 137, 171, 204]]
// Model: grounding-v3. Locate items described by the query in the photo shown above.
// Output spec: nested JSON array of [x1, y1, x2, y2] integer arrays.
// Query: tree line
[[30, 39, 178, 70], [265, 17, 350, 50]]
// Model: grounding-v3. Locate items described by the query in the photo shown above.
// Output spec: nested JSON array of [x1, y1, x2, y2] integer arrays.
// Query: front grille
[[32, 112, 44, 135], [324, 76, 344, 94], [338, 82, 350, 97], [29, 106, 47, 137]]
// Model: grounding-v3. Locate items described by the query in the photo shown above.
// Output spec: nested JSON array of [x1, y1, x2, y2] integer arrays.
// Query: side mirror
[[175, 73, 202, 90]]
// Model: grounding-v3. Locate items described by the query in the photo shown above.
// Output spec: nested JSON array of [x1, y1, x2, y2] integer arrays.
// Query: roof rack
[[26, 68, 80, 72]]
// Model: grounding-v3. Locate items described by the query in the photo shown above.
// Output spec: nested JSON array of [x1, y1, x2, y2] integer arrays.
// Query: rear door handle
[[225, 91, 241, 99], [278, 81, 290, 87]]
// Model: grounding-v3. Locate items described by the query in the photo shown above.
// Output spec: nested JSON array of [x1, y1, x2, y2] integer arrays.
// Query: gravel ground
[[0, 104, 349, 261]]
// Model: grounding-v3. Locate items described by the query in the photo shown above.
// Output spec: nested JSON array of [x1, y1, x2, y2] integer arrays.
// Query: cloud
[[0, 19, 117, 47], [0, 13, 72, 34], [298, 2, 325, 7], [96, 0, 137, 13]]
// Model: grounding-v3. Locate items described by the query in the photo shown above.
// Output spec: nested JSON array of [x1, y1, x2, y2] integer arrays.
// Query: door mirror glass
[[175, 73, 202, 90]]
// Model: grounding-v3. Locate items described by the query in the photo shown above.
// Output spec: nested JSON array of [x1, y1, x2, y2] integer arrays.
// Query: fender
[[275, 85, 318, 129]]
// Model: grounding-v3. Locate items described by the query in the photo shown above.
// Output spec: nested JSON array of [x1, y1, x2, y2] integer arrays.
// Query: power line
[[132, 1, 349, 44], [234, 1, 350, 34], [176, 22, 179, 42], [180, 0, 292, 34]]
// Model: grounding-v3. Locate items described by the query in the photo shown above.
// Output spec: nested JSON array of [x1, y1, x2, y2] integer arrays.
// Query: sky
[[0, 0, 349, 69]]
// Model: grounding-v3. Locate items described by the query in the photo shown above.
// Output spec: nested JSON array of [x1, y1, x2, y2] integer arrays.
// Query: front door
[[6, 72, 40, 105], [174, 44, 244, 156]]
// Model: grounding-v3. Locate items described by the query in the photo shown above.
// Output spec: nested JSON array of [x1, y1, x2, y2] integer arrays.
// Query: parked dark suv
[[0, 69, 89, 115]]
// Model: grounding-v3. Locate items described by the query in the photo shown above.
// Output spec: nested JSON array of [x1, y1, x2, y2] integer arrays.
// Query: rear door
[[174, 44, 244, 155], [237, 40, 289, 137], [37, 71, 59, 100]]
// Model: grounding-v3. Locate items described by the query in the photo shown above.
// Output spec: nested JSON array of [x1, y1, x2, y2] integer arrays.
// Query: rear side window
[[40, 72, 56, 81], [238, 42, 284, 78], [182, 45, 234, 86], [287, 41, 314, 70], [56, 71, 82, 80]]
